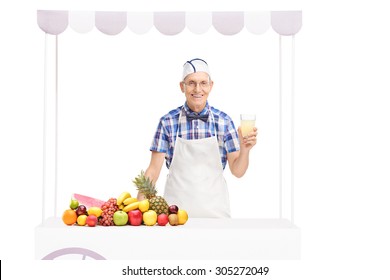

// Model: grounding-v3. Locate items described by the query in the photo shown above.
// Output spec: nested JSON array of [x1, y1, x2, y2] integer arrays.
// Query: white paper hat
[[182, 58, 210, 80]]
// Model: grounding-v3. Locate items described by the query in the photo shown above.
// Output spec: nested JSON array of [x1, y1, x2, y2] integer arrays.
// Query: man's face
[[180, 72, 213, 113]]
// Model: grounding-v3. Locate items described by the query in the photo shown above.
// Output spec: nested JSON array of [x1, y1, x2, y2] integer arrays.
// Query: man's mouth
[[191, 94, 203, 98]]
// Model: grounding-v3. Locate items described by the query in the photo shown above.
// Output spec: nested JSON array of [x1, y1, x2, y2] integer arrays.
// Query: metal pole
[[54, 35, 58, 217], [279, 34, 283, 219], [291, 35, 295, 224], [42, 33, 48, 224]]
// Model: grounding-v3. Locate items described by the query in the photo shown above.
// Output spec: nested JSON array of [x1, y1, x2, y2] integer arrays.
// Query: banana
[[123, 202, 139, 213], [117, 191, 131, 206], [123, 197, 138, 205]]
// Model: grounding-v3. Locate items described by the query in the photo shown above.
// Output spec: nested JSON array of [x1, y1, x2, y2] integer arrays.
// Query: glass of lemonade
[[240, 114, 256, 137]]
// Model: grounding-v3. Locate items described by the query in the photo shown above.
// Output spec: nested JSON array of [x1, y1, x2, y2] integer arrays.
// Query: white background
[[1, 0, 390, 279]]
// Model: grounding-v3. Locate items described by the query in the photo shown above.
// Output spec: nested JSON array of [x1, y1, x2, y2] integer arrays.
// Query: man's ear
[[209, 80, 214, 91], [179, 81, 185, 93]]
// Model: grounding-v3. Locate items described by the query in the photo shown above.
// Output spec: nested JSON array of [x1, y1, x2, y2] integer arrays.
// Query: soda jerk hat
[[182, 58, 210, 80]]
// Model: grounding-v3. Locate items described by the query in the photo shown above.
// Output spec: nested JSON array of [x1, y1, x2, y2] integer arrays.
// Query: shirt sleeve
[[224, 118, 240, 153], [150, 118, 169, 153]]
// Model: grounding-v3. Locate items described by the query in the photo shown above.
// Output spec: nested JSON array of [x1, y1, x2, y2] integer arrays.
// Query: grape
[[98, 198, 119, 226]]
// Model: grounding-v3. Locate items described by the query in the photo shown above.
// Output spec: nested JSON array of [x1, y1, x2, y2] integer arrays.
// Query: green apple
[[113, 210, 128, 226]]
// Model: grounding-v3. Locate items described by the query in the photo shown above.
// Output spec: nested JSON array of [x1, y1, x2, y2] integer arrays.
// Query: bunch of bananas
[[116, 191, 139, 212]]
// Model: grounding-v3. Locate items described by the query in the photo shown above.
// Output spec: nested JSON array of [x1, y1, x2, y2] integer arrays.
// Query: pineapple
[[133, 170, 169, 215]]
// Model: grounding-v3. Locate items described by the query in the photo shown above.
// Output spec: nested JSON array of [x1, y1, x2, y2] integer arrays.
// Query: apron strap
[[174, 106, 217, 148]]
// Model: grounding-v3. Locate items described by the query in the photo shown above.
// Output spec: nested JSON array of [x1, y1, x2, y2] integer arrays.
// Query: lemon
[[138, 199, 149, 212], [177, 209, 188, 225], [77, 214, 88, 226], [87, 207, 103, 218]]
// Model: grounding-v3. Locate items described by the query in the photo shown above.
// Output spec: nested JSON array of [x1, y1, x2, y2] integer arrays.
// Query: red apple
[[168, 205, 179, 214], [86, 215, 98, 227], [157, 213, 169, 226], [128, 209, 142, 226], [76, 205, 87, 216]]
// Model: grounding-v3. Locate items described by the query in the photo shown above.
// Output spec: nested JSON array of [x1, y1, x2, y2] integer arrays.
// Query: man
[[138, 58, 257, 217]]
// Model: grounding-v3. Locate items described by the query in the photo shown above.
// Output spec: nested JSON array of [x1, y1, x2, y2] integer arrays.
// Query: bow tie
[[186, 113, 209, 122]]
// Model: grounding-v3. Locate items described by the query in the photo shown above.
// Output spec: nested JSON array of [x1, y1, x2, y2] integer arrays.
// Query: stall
[[35, 10, 302, 260]]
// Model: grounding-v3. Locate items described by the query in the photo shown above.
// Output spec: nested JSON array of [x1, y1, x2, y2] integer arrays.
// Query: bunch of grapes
[[99, 198, 119, 226]]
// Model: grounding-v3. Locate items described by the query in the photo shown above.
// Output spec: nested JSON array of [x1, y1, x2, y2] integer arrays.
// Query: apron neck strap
[[175, 106, 217, 142]]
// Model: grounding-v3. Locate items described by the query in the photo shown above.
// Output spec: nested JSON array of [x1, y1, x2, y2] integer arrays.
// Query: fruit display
[[133, 170, 169, 215], [61, 179, 188, 227]]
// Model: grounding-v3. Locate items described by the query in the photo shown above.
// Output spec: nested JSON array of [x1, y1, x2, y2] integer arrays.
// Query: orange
[[62, 209, 77, 225]]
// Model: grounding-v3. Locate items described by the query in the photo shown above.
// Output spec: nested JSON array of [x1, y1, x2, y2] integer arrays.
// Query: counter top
[[35, 217, 300, 260]]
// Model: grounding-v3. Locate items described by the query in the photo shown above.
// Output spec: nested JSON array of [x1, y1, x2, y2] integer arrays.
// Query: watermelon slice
[[73, 193, 105, 208]]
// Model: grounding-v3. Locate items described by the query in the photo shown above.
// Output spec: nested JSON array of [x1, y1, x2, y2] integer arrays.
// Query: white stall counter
[[35, 217, 300, 260]]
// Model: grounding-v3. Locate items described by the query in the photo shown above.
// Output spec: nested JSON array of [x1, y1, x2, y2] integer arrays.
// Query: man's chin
[[188, 101, 206, 112]]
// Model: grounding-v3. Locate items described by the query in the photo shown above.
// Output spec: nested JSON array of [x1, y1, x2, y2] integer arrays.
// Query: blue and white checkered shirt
[[150, 102, 240, 169]]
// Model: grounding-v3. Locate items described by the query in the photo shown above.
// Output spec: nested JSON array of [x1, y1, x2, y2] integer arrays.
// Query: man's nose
[[194, 83, 202, 92]]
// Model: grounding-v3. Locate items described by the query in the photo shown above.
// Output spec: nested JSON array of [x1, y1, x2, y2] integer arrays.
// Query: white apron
[[163, 108, 231, 218]]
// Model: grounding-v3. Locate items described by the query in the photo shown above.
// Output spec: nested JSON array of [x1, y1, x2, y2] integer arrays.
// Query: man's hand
[[238, 126, 258, 151]]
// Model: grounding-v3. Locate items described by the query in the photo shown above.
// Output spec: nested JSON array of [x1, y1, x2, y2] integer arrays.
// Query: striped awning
[[37, 10, 302, 36]]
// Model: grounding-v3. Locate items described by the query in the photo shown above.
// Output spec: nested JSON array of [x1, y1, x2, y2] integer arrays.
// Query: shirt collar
[[183, 101, 210, 116]]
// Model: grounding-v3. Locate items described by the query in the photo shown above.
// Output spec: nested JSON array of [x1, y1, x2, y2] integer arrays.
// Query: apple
[[168, 205, 179, 214], [143, 210, 157, 226], [168, 214, 178, 226], [86, 215, 98, 227], [76, 205, 87, 216], [157, 213, 169, 226], [128, 209, 143, 226], [113, 210, 128, 226]]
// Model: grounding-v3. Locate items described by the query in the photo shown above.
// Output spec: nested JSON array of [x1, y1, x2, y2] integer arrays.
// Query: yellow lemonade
[[241, 120, 255, 137]]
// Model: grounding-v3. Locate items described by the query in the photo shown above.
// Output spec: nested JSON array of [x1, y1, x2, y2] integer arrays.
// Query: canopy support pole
[[278, 35, 283, 220], [291, 35, 295, 224], [278, 34, 296, 224], [42, 33, 59, 223]]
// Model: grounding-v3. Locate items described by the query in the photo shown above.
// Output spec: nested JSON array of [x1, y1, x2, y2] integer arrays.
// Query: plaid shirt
[[150, 102, 240, 169]]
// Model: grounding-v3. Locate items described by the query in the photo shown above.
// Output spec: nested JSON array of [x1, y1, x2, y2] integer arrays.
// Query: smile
[[191, 94, 203, 98]]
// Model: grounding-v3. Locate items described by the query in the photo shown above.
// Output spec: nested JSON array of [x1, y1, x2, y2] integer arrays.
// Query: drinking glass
[[240, 114, 256, 137]]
